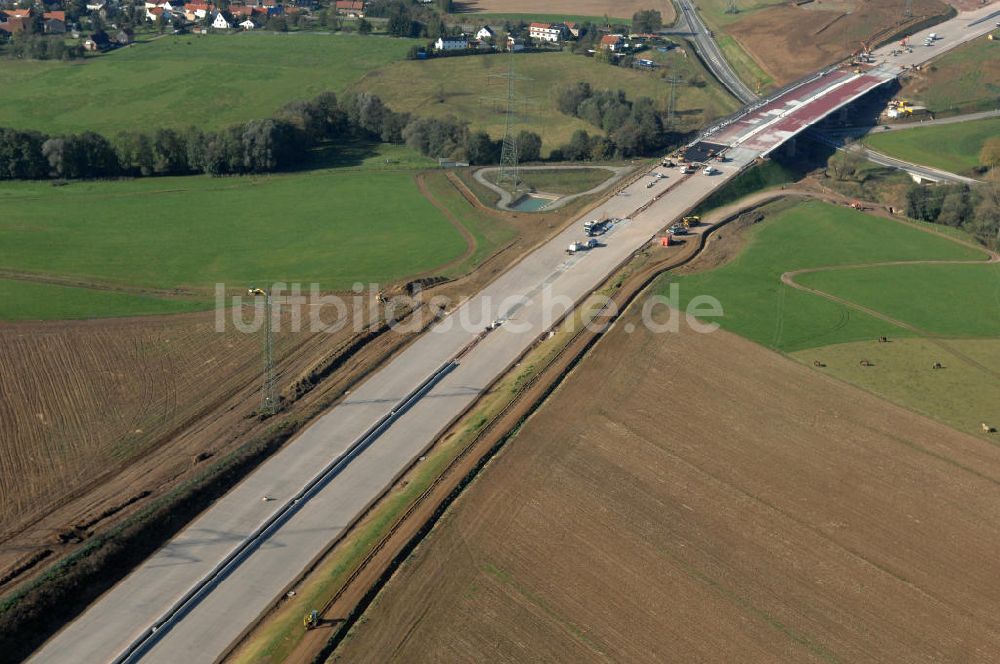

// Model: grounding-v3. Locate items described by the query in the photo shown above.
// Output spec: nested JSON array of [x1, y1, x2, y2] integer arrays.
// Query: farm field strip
[[332, 302, 1000, 663]]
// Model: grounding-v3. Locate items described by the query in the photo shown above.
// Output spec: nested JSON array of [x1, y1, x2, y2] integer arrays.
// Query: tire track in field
[[781, 247, 1000, 380], [412, 171, 478, 278]]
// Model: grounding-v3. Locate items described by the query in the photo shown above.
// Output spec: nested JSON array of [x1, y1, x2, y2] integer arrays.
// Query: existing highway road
[[28, 4, 1000, 663]]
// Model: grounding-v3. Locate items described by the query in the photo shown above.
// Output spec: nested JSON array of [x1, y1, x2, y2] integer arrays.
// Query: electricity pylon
[[249, 286, 277, 416], [483, 50, 532, 193]]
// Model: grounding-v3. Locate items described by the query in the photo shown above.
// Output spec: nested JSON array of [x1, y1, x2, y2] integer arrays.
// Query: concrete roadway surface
[[30, 6, 1000, 663], [30, 148, 758, 664]]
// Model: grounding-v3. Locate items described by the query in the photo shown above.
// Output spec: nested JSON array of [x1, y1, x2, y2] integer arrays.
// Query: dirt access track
[[333, 249, 1000, 660]]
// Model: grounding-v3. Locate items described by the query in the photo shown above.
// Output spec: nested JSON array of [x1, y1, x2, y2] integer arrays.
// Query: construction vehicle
[[668, 224, 688, 236], [247, 287, 266, 296], [304, 610, 319, 630], [679, 163, 696, 174], [661, 157, 676, 167], [584, 219, 610, 236], [682, 215, 700, 228]]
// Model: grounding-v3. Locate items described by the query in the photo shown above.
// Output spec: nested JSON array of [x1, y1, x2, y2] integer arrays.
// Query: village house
[[114, 27, 134, 45], [528, 21, 564, 42], [43, 10, 66, 33], [211, 10, 232, 28], [334, 0, 363, 17], [183, 3, 213, 20], [0, 16, 26, 34], [600, 34, 624, 52], [475, 25, 495, 41], [239, 18, 256, 29], [434, 35, 468, 51], [506, 35, 525, 51]]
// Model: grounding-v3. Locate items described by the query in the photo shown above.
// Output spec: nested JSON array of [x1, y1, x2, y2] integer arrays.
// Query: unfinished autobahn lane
[[29, 5, 1000, 663]]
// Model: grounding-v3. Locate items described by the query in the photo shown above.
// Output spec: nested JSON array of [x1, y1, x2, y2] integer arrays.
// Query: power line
[[253, 287, 277, 417]]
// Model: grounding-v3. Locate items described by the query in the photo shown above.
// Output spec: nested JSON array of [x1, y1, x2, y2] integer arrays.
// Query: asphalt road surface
[[29, 4, 1000, 663], [676, 0, 758, 104]]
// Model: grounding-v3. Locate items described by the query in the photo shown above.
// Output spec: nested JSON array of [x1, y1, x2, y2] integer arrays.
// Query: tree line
[[905, 179, 1000, 249], [0, 90, 546, 180]]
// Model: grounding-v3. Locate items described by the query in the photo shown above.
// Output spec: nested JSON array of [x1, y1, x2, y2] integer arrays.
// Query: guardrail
[[112, 357, 462, 664]]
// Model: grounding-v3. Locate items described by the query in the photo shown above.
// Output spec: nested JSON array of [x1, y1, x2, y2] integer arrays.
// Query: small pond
[[509, 193, 559, 212]]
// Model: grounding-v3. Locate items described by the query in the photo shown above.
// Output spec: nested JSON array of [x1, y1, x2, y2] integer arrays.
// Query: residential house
[[145, 6, 167, 21], [83, 30, 110, 51], [229, 5, 255, 18], [43, 10, 66, 33], [114, 27, 134, 44], [183, 3, 213, 20], [528, 22, 564, 42], [334, 0, 363, 17], [85, 0, 107, 11], [506, 35, 525, 51], [434, 35, 468, 51], [211, 10, 232, 28], [475, 25, 495, 41], [5, 8, 32, 19], [599, 34, 624, 52], [239, 17, 255, 29], [0, 17, 27, 34], [565, 22, 580, 38]]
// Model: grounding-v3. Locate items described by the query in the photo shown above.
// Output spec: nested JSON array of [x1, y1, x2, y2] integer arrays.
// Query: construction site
[[3, 2, 1000, 663]]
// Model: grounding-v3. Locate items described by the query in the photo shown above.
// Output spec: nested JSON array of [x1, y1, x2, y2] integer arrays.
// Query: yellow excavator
[[303, 609, 320, 630]]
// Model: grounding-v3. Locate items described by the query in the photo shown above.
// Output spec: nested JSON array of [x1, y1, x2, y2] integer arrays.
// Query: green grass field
[[0, 279, 210, 321], [0, 145, 472, 319], [666, 200, 988, 352], [352, 49, 738, 155], [490, 167, 615, 194], [790, 338, 1000, 437], [0, 33, 419, 135], [690, 0, 787, 28], [900, 36, 1000, 114], [864, 117, 1000, 175], [797, 263, 1000, 338]]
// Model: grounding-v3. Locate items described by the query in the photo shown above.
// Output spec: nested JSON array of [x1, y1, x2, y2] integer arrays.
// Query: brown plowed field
[[0, 310, 336, 537], [728, 0, 950, 85], [333, 304, 1000, 662], [454, 0, 676, 22]]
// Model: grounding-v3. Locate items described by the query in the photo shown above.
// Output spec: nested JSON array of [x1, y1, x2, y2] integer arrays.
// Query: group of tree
[[361, 0, 457, 38], [3, 32, 85, 60], [0, 89, 545, 180], [905, 178, 1000, 249], [554, 82, 671, 158], [0, 12, 84, 60], [631, 9, 663, 34]]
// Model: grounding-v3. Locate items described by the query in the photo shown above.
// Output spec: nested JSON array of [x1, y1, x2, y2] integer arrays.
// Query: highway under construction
[[29, 4, 1000, 663]]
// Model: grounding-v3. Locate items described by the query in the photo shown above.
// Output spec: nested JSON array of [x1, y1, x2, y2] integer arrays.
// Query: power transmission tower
[[497, 52, 520, 192], [664, 75, 683, 126], [260, 288, 277, 416], [904, 0, 913, 18], [482, 50, 531, 193], [725, 0, 738, 15]]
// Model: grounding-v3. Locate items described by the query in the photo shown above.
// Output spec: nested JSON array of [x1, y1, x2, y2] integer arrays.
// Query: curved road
[[675, 0, 758, 104]]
